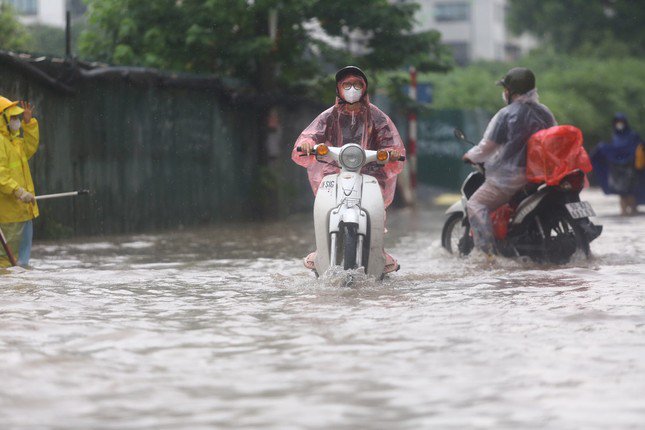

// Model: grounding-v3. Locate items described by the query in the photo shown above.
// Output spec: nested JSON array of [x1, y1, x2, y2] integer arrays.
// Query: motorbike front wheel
[[343, 223, 359, 270], [441, 212, 473, 256]]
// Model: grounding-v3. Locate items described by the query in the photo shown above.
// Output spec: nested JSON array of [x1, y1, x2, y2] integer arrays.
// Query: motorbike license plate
[[565, 201, 596, 219]]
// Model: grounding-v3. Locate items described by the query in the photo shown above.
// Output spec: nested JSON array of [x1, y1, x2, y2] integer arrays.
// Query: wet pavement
[[0, 188, 644, 429]]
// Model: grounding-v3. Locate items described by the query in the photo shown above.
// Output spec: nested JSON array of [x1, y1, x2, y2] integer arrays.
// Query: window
[[435, 2, 470, 22], [6, 0, 38, 15], [446, 42, 470, 65]]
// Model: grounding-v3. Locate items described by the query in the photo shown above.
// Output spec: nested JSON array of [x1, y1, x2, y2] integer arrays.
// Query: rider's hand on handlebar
[[390, 150, 401, 163], [378, 150, 401, 164], [300, 141, 315, 156]]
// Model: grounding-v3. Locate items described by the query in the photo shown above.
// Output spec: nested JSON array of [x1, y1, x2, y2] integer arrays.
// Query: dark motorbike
[[441, 129, 602, 264]]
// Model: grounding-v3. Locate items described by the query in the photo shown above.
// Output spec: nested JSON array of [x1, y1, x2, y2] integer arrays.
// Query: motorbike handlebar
[[297, 146, 405, 162], [463, 160, 485, 174], [297, 146, 316, 157], [463, 158, 483, 167]]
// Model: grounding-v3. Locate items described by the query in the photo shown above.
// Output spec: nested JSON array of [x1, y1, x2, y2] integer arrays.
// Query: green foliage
[[24, 21, 86, 57], [67, 0, 87, 16], [0, 4, 31, 51], [79, 0, 451, 93], [427, 53, 645, 147], [427, 62, 507, 112], [24, 25, 66, 56], [507, 0, 645, 57]]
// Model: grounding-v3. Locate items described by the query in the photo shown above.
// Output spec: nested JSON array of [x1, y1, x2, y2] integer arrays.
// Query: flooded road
[[1, 188, 644, 429]]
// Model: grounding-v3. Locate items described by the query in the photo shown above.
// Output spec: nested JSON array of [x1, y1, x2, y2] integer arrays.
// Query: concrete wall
[[14, 0, 66, 28], [412, 0, 535, 64]]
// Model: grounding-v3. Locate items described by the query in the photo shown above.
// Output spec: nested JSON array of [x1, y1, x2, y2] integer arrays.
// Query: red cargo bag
[[526, 125, 592, 185], [491, 203, 513, 240]]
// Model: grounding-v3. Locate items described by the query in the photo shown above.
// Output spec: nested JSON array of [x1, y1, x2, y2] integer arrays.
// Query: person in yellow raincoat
[[0, 96, 40, 268]]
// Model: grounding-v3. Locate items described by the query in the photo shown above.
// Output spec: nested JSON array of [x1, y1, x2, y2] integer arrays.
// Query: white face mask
[[9, 118, 21, 132], [343, 87, 363, 104]]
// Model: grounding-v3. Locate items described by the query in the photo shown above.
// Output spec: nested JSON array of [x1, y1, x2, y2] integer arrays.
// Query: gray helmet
[[335, 66, 368, 88], [496, 67, 535, 96]]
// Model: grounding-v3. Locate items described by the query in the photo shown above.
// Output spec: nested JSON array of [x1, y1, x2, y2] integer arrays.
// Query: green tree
[[427, 53, 645, 148], [0, 3, 31, 51], [25, 20, 87, 57], [507, 0, 645, 56], [25, 25, 66, 56], [79, 0, 451, 93], [67, 0, 87, 16]]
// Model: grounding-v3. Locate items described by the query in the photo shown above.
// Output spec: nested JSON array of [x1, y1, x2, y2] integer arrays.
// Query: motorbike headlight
[[339, 145, 365, 171]]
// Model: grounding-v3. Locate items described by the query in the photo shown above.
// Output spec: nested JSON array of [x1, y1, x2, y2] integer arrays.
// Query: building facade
[[411, 0, 535, 65], [3, 0, 71, 28]]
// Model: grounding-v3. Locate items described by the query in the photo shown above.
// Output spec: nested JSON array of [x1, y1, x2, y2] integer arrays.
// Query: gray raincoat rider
[[463, 67, 557, 254]]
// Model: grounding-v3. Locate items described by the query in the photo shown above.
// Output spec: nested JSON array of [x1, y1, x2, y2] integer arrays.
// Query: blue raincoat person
[[591, 113, 645, 216]]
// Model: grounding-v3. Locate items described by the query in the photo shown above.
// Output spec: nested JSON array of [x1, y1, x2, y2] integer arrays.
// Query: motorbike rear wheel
[[441, 213, 473, 256], [343, 223, 358, 270], [537, 212, 590, 264]]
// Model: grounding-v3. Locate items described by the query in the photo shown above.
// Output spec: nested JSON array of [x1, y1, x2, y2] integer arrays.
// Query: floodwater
[[0, 188, 644, 429]]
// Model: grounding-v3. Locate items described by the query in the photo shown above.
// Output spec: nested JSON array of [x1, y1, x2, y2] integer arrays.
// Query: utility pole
[[396, 66, 418, 206], [407, 66, 418, 191], [65, 10, 72, 59]]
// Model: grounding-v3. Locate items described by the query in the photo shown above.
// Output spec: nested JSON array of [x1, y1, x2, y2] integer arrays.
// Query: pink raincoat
[[292, 92, 405, 207]]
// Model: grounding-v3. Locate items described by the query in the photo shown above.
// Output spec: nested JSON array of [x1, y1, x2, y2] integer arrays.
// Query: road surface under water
[[0, 188, 644, 429]]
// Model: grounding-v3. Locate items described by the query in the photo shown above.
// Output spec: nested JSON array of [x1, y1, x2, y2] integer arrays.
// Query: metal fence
[[415, 109, 490, 190], [0, 53, 320, 237]]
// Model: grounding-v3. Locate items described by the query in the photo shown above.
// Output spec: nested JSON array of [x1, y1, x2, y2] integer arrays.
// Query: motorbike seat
[[509, 182, 541, 209]]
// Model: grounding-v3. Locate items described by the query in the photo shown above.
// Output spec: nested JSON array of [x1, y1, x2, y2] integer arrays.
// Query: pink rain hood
[[291, 74, 405, 207]]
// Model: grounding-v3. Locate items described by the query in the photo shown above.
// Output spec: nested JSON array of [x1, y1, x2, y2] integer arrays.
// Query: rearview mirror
[[453, 128, 467, 141], [453, 128, 477, 146]]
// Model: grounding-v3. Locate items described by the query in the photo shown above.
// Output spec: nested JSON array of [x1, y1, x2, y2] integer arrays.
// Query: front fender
[[330, 205, 360, 228], [445, 199, 465, 215]]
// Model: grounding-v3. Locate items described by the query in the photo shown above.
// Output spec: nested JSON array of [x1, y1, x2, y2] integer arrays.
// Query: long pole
[[36, 190, 90, 201], [0, 226, 17, 267]]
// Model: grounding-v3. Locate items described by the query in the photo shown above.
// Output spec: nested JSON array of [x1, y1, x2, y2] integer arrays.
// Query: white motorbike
[[297, 143, 405, 278]]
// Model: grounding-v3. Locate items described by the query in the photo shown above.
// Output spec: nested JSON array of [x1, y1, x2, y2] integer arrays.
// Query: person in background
[[292, 66, 405, 273], [591, 113, 644, 216], [0, 96, 40, 268]]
